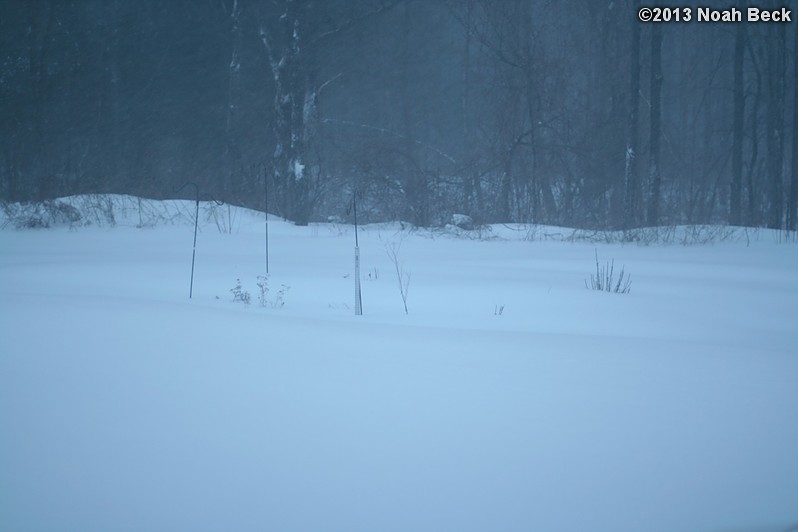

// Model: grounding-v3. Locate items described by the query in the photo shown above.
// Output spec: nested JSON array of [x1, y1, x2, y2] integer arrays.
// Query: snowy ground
[[1, 197, 797, 532]]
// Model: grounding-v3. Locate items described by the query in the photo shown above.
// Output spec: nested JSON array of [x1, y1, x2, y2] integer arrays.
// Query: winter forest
[[2, 0, 796, 230], [3, 2, 798, 531]]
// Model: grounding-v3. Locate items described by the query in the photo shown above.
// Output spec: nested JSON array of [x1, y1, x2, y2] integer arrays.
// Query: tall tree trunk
[[225, 0, 243, 203], [261, 1, 315, 225], [766, 19, 786, 229], [106, 0, 122, 195], [461, 0, 481, 219], [524, 74, 538, 223], [520, 2, 554, 223], [745, 35, 764, 226], [624, 0, 641, 229], [399, 1, 428, 226], [28, 0, 53, 200], [647, 24, 663, 226], [789, 18, 798, 231], [730, 14, 744, 226]]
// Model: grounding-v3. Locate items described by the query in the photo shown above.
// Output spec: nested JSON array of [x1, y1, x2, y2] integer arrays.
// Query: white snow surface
[[1, 197, 797, 532]]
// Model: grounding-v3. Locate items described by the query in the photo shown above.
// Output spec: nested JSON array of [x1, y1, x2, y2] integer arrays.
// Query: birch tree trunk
[[261, 1, 316, 225]]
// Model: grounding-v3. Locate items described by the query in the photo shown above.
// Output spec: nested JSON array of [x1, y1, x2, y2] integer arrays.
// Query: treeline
[[1, 0, 795, 230]]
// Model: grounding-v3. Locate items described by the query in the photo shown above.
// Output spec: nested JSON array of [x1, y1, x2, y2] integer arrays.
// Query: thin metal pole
[[354, 193, 359, 248], [190, 194, 198, 298], [264, 167, 270, 274], [174, 181, 216, 299], [354, 194, 362, 315]]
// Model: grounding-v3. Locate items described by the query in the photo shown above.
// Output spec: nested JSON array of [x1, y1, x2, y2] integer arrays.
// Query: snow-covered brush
[[230, 278, 251, 305]]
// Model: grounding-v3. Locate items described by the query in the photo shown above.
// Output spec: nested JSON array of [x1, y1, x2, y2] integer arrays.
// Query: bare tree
[[730, 6, 745, 226], [259, 1, 316, 225], [259, 0, 399, 225], [624, 0, 641, 229], [223, 0, 245, 204], [765, 15, 786, 229], [647, 23, 663, 227], [790, 17, 798, 231]]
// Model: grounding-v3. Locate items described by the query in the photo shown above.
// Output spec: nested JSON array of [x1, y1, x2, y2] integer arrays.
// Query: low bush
[[585, 250, 631, 294]]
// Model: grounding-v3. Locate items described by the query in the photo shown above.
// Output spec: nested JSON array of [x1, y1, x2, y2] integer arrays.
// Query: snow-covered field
[[1, 197, 797, 532]]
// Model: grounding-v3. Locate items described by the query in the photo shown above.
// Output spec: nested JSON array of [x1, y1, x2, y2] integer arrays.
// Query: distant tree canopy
[[1, 0, 796, 230]]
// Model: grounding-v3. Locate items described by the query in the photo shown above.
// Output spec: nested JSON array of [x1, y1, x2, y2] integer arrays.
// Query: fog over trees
[[1, 0, 796, 230]]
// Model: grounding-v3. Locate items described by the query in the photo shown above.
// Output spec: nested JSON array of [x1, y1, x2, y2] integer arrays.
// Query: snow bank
[[1, 196, 796, 532]]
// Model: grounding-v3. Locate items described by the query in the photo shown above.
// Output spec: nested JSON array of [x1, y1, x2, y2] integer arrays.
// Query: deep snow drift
[[1, 197, 797, 532]]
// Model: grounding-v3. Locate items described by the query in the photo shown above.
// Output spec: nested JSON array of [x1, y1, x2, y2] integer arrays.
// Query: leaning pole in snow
[[176, 182, 200, 299], [354, 194, 363, 316]]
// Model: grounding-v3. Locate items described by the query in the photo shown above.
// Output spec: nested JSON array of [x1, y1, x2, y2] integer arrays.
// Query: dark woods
[[1, 0, 795, 230]]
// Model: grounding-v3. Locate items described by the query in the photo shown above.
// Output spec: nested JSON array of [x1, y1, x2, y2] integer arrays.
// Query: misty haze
[[1, 1, 797, 531]]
